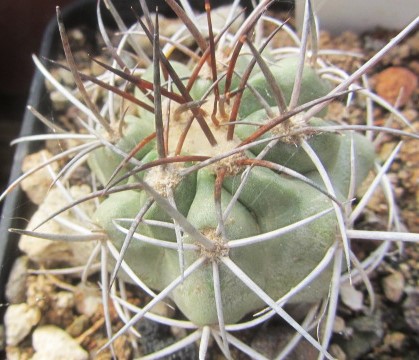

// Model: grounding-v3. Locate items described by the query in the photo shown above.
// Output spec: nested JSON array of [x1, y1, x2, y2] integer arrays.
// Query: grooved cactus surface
[[91, 56, 376, 325]]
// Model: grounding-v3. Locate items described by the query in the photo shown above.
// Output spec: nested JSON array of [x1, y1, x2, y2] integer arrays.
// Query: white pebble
[[75, 284, 102, 317], [5, 256, 29, 304], [55, 291, 75, 309], [382, 271, 405, 302], [18, 185, 96, 267], [340, 283, 364, 311], [5, 303, 41, 346], [31, 325, 88, 360]]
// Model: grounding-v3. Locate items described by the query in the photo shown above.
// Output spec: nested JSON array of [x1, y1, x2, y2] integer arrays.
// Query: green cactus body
[[238, 57, 331, 118], [87, 114, 156, 185], [91, 54, 375, 325]]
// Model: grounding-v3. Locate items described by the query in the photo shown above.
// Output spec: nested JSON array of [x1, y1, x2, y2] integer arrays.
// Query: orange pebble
[[374, 66, 417, 107]]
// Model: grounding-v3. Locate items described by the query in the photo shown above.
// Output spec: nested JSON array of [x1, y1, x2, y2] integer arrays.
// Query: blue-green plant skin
[[238, 57, 331, 118], [87, 115, 155, 186], [91, 56, 376, 325]]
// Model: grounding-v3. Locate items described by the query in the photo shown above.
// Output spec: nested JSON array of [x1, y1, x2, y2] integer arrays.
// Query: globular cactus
[[90, 52, 375, 327], [4, 0, 419, 359]]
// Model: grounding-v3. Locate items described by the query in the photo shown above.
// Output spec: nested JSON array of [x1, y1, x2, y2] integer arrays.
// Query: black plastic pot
[[0, 0, 102, 313]]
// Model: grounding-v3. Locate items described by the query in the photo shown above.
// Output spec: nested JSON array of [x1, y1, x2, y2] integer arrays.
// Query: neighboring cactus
[[3, 0, 419, 359]]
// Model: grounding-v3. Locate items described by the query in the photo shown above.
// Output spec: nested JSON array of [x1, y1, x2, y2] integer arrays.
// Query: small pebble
[[382, 271, 405, 303], [18, 185, 96, 267], [20, 150, 58, 205], [31, 325, 88, 360], [4, 303, 41, 346], [55, 66, 76, 86], [374, 66, 418, 106], [75, 284, 102, 317], [65, 315, 90, 338], [90, 56, 108, 76], [340, 312, 384, 359], [406, 31, 419, 53], [5, 256, 29, 304], [5, 346, 26, 360], [55, 291, 75, 309], [68, 29, 86, 48], [409, 60, 419, 75], [333, 316, 346, 334], [0, 325, 4, 351], [399, 263, 410, 279], [383, 332, 405, 350], [50, 90, 71, 111], [340, 283, 364, 311], [150, 300, 175, 318], [401, 108, 418, 122], [403, 287, 419, 332], [329, 344, 347, 360]]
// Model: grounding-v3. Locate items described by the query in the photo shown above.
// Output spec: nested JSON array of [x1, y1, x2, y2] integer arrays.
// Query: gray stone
[[338, 311, 384, 359], [403, 287, 419, 332]]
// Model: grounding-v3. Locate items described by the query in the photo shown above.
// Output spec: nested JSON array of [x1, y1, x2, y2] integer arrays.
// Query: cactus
[[90, 52, 376, 327], [3, 0, 419, 358]]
